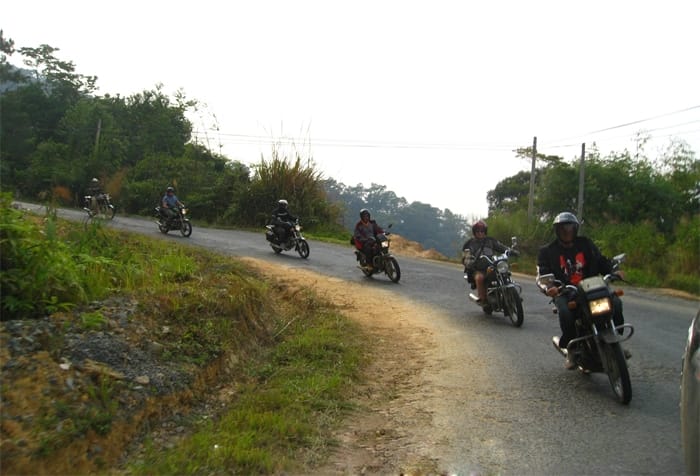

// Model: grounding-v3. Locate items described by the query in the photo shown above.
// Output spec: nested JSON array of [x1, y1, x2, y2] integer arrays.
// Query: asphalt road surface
[[25, 203, 700, 474]]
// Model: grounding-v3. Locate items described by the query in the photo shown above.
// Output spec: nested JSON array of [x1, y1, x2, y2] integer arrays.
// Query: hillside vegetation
[[1, 31, 698, 292]]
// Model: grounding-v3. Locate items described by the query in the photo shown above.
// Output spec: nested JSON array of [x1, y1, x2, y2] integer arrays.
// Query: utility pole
[[527, 136, 537, 221], [577, 142, 585, 229], [93, 118, 102, 160]]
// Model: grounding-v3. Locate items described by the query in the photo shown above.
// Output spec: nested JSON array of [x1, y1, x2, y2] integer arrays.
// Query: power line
[[540, 105, 700, 147], [587, 105, 700, 134]]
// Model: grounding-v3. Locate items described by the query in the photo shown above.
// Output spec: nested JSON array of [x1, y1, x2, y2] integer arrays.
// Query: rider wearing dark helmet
[[536, 212, 627, 369], [161, 186, 184, 224], [270, 199, 298, 242], [353, 208, 384, 270], [461, 220, 510, 304]]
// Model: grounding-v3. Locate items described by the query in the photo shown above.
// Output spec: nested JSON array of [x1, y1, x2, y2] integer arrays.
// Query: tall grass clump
[[1, 195, 86, 318]]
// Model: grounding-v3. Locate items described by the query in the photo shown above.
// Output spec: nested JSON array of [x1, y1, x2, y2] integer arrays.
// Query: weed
[[80, 311, 106, 330]]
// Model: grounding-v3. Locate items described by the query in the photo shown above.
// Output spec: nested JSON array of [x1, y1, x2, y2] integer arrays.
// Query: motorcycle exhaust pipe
[[468, 293, 480, 302]]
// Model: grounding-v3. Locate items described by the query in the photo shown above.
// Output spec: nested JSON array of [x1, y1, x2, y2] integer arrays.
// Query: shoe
[[564, 357, 576, 370]]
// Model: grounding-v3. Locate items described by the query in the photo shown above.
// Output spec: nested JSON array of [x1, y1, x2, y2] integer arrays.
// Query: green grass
[[129, 311, 365, 475]]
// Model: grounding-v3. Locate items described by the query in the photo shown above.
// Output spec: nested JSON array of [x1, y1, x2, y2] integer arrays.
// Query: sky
[[4, 1, 700, 218]]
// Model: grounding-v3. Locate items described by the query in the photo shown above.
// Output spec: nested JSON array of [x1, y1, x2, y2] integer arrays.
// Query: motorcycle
[[352, 224, 401, 283], [536, 253, 634, 404], [265, 220, 310, 258], [465, 237, 524, 327], [83, 193, 115, 220], [155, 204, 193, 237]]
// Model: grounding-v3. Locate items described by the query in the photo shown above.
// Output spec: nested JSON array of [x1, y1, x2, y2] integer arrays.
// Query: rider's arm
[[536, 246, 559, 296]]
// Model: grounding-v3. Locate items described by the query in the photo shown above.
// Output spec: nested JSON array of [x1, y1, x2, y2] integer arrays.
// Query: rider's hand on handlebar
[[545, 286, 558, 297]]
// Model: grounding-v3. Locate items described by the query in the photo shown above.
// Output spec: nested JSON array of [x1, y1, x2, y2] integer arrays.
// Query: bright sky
[[4, 1, 700, 218]]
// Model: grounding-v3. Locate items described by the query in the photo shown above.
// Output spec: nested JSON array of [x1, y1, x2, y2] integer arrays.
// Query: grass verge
[[1, 199, 368, 474]]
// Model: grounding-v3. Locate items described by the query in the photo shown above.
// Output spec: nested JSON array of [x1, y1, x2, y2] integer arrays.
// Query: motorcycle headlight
[[181, 208, 187, 215], [496, 261, 509, 274], [588, 297, 612, 316], [295, 224, 301, 231], [381, 241, 389, 248]]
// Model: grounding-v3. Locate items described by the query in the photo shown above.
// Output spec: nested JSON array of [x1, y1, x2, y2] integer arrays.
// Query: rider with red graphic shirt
[[537, 212, 626, 368]]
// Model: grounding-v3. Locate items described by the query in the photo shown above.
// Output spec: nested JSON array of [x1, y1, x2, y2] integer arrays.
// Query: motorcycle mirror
[[511, 236, 518, 248], [613, 253, 626, 263]]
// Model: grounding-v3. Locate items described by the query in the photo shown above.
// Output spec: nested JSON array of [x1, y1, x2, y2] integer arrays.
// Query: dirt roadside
[[241, 257, 453, 475], [242, 236, 466, 474]]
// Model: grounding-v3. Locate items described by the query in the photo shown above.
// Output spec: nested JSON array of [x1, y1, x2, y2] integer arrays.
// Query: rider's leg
[[474, 271, 487, 301], [555, 296, 576, 348]]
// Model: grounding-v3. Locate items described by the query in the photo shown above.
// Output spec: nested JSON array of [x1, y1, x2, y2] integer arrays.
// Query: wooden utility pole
[[577, 142, 585, 229], [93, 118, 102, 160], [527, 136, 537, 221]]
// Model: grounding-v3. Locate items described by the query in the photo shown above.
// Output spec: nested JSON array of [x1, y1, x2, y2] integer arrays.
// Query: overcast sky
[[4, 1, 699, 218]]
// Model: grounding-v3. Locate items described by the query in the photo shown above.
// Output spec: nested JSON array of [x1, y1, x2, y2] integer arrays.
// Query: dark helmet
[[166, 186, 175, 193], [360, 208, 370, 219], [471, 220, 487, 235], [553, 212, 580, 241], [278, 199, 288, 209]]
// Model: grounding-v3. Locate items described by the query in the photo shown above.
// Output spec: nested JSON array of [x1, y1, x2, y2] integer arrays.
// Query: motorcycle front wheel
[[180, 221, 193, 237], [100, 204, 115, 220], [504, 287, 524, 327], [385, 257, 401, 283], [603, 342, 632, 404], [297, 239, 310, 259]]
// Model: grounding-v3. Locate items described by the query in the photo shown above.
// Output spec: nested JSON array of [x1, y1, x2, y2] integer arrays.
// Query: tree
[[487, 170, 532, 214]]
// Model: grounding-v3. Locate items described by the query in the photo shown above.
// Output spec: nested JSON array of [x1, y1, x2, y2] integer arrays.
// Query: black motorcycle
[[537, 253, 634, 404], [83, 193, 115, 220], [155, 204, 193, 237], [265, 220, 310, 258], [466, 237, 524, 327], [352, 224, 401, 283]]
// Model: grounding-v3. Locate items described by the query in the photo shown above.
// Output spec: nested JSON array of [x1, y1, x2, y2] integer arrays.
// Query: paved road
[[29, 204, 700, 474]]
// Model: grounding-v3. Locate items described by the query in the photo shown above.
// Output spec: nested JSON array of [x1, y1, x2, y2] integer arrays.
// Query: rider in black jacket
[[270, 199, 297, 242], [462, 220, 510, 304], [537, 212, 626, 369]]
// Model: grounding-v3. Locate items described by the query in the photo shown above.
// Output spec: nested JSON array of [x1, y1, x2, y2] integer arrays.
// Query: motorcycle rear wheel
[[158, 222, 169, 234], [504, 287, 524, 327], [180, 221, 193, 237], [297, 239, 310, 259], [385, 257, 401, 283], [604, 342, 632, 404]]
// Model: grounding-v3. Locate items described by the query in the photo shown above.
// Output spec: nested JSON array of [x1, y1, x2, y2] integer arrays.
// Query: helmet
[[553, 212, 580, 242], [91, 177, 99, 183], [471, 220, 487, 235], [278, 199, 288, 208], [360, 208, 370, 219], [166, 186, 175, 193]]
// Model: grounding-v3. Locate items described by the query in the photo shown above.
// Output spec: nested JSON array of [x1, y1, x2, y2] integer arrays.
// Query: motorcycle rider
[[461, 220, 511, 305], [161, 186, 184, 225], [353, 208, 384, 270], [86, 177, 104, 212], [270, 199, 298, 243], [536, 211, 627, 369]]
